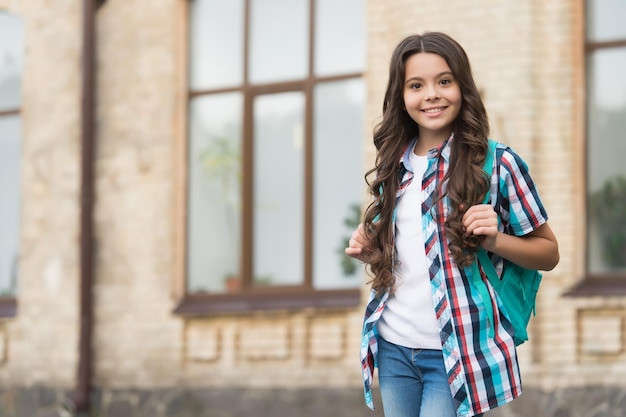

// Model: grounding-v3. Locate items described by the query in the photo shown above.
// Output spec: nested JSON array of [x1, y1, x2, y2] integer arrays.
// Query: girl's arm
[[463, 204, 559, 271]]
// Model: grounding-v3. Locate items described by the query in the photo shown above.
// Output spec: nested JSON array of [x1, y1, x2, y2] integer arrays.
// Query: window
[[585, 0, 626, 278], [179, 0, 365, 312], [0, 11, 23, 313]]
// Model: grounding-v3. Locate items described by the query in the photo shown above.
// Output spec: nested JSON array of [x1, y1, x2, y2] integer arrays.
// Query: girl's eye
[[440, 79, 451, 85], [410, 83, 422, 89]]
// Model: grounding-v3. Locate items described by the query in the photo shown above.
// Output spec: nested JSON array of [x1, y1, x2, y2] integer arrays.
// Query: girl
[[345, 32, 559, 417]]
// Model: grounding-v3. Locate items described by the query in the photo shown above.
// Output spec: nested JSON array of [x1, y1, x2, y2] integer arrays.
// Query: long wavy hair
[[363, 32, 491, 295]]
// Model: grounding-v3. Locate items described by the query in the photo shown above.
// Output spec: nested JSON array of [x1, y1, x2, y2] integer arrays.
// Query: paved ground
[[0, 385, 625, 417]]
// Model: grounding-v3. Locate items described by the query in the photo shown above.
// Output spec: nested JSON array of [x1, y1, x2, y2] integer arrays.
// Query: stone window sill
[[564, 276, 626, 297], [0, 298, 17, 318], [173, 288, 362, 316]]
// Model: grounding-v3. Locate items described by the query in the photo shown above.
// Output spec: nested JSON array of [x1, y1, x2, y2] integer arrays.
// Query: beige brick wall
[[1, 0, 625, 397], [90, 0, 183, 388], [182, 311, 364, 388], [0, 0, 82, 387]]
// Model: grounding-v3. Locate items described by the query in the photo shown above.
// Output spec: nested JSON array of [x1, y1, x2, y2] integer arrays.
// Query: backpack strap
[[481, 139, 496, 204], [470, 139, 498, 338], [470, 257, 495, 338]]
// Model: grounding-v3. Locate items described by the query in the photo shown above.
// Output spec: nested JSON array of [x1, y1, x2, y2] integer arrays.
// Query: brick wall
[[0, 0, 82, 388], [90, 0, 183, 388]]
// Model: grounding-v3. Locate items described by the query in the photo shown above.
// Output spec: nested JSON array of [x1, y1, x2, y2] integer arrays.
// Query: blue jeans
[[378, 337, 482, 417]]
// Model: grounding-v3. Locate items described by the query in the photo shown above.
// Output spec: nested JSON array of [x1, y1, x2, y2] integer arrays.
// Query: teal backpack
[[470, 139, 542, 346]]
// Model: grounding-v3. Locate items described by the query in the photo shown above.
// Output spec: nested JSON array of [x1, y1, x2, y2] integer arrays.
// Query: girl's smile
[[421, 106, 448, 116]]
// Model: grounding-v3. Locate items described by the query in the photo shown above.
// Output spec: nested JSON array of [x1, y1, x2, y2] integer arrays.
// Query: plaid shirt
[[360, 136, 548, 417]]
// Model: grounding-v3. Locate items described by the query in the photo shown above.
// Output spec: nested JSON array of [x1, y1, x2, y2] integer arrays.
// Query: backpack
[[470, 139, 542, 346]]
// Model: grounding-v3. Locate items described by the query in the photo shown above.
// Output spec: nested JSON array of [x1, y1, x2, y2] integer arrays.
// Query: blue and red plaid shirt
[[360, 135, 548, 417]]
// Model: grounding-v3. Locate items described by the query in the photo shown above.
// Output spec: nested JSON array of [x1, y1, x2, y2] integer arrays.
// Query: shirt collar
[[399, 133, 454, 170]]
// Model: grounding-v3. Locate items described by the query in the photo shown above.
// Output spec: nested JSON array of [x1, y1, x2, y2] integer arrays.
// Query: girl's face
[[403, 52, 462, 145]]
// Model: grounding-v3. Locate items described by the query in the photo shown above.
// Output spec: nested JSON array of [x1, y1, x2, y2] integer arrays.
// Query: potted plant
[[224, 274, 241, 293]]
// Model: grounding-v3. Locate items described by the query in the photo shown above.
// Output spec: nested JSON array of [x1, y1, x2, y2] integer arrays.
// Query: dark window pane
[[586, 48, 626, 274]]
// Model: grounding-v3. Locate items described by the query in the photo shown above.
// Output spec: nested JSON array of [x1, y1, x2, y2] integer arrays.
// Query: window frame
[[174, 0, 365, 314], [567, 1, 626, 296]]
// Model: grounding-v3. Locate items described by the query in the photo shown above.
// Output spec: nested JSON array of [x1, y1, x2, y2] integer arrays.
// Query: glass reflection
[[315, 0, 365, 76], [313, 79, 365, 289], [187, 93, 243, 293], [0, 12, 23, 111], [189, 0, 244, 90], [586, 0, 626, 42], [586, 48, 626, 274], [249, 0, 308, 84], [586, 49, 626, 191], [253, 92, 305, 286], [0, 115, 21, 295]]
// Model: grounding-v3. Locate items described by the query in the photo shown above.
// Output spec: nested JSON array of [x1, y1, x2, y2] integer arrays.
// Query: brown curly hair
[[363, 32, 491, 295]]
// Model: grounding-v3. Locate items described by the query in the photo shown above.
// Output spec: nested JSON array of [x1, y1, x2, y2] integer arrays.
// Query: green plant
[[338, 203, 362, 276], [254, 275, 274, 286], [199, 135, 241, 204], [589, 175, 626, 268], [200, 135, 242, 291]]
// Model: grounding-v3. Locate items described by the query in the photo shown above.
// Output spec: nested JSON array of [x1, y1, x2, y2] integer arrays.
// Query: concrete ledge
[[0, 386, 384, 417], [0, 385, 625, 417]]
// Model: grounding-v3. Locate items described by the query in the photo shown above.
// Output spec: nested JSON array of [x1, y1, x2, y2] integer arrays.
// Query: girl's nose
[[425, 85, 439, 100]]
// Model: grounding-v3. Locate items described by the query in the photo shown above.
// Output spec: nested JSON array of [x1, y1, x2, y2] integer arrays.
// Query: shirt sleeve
[[494, 145, 548, 237]]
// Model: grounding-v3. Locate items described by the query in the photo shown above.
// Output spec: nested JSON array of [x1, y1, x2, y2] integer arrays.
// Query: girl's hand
[[462, 204, 499, 250], [344, 223, 376, 263], [463, 204, 560, 270]]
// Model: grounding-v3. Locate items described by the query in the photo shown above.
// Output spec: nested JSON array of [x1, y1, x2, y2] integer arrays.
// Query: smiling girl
[[346, 32, 559, 417]]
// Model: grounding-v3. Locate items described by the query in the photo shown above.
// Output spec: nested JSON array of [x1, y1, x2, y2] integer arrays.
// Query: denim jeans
[[378, 337, 482, 417]]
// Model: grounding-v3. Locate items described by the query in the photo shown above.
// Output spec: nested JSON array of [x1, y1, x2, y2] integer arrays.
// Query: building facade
[[0, 0, 625, 416]]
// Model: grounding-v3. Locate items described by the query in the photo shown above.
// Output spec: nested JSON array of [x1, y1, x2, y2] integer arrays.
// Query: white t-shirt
[[377, 149, 441, 349]]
